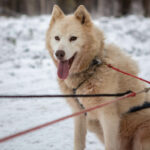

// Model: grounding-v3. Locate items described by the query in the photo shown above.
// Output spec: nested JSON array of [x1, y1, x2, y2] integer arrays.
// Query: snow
[[0, 15, 150, 150]]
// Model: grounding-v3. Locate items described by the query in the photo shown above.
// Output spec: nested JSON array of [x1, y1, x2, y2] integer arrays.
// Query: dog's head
[[46, 5, 104, 80]]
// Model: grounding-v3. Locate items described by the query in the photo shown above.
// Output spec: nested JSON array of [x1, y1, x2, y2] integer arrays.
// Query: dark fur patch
[[81, 15, 85, 24], [127, 101, 150, 113]]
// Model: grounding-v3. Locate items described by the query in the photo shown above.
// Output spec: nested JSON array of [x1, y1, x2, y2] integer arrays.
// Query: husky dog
[[46, 5, 150, 150]]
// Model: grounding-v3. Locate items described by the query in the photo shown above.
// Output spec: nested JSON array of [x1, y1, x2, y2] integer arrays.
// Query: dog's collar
[[72, 57, 103, 113], [90, 57, 102, 67]]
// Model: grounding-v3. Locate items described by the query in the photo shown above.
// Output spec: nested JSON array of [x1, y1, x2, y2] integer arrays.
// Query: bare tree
[[130, 0, 144, 15], [54, 0, 76, 14], [25, 0, 40, 15], [45, 0, 54, 14], [143, 0, 150, 16], [119, 0, 132, 15], [97, 0, 120, 17]]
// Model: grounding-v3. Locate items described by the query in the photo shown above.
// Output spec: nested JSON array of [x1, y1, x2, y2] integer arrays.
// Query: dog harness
[[73, 57, 102, 114], [127, 101, 150, 113], [72, 57, 150, 115]]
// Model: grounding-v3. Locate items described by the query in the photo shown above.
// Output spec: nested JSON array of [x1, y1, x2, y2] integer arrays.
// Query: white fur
[[50, 19, 84, 60]]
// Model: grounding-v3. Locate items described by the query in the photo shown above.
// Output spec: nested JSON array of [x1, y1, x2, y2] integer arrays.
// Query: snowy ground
[[0, 15, 150, 150]]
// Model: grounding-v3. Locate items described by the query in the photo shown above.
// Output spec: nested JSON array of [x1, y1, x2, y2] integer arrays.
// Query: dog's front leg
[[66, 99, 87, 150], [74, 114, 87, 150], [58, 81, 87, 150], [98, 104, 120, 150]]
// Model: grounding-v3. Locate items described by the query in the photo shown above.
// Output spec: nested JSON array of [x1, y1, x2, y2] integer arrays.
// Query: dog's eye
[[55, 36, 60, 41], [69, 36, 77, 42]]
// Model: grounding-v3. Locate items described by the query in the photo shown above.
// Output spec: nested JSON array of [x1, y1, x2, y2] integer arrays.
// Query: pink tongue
[[57, 61, 70, 80]]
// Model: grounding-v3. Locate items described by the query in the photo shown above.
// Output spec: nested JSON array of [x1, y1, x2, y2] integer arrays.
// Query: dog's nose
[[55, 50, 65, 60]]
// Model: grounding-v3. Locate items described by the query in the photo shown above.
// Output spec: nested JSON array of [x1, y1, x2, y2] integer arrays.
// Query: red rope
[[107, 64, 150, 84], [0, 92, 136, 143]]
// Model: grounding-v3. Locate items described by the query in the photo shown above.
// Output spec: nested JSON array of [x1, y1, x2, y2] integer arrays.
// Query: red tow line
[[107, 64, 150, 84]]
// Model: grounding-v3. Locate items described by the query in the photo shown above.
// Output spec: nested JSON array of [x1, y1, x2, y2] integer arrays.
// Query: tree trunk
[[119, 0, 132, 15], [47, 0, 55, 14], [143, 0, 150, 17], [40, 0, 45, 14], [97, 0, 120, 17], [130, 0, 144, 15], [23, 0, 40, 15]]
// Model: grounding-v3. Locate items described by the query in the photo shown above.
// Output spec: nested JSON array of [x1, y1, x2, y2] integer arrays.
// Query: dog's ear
[[74, 5, 91, 25], [51, 5, 64, 22]]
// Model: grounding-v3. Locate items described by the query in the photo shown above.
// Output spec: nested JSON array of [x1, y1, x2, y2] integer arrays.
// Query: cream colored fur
[[46, 5, 150, 150]]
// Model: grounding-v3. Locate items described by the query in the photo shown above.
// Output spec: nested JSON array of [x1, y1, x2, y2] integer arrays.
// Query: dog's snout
[[55, 50, 65, 60]]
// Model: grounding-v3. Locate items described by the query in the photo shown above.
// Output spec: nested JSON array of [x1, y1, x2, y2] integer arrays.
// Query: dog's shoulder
[[104, 43, 139, 75]]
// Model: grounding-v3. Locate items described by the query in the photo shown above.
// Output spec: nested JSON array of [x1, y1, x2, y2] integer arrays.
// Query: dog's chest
[[78, 97, 99, 119], [74, 75, 102, 100], [74, 80, 102, 116]]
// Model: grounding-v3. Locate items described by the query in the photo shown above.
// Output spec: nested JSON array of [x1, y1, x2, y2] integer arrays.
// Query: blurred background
[[0, 0, 150, 17]]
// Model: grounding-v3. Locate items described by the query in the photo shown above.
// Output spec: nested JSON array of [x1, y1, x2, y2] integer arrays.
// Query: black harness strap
[[127, 101, 150, 113], [73, 89, 86, 109]]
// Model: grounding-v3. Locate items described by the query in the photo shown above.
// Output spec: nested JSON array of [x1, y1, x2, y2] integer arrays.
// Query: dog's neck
[[64, 56, 103, 90]]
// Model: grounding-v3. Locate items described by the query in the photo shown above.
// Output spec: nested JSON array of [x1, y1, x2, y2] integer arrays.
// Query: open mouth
[[57, 53, 77, 80]]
